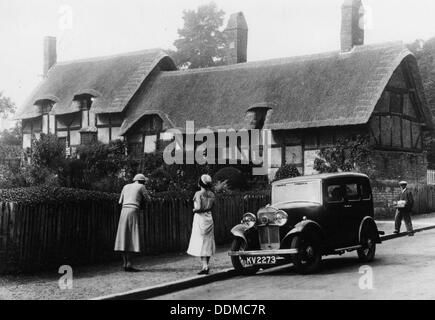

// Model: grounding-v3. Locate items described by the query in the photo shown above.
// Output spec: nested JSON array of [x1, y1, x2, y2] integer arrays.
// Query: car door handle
[[344, 205, 352, 208]]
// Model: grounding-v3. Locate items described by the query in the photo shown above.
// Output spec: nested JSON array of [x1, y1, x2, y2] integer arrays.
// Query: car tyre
[[230, 237, 260, 275], [357, 226, 377, 262], [290, 233, 322, 274]]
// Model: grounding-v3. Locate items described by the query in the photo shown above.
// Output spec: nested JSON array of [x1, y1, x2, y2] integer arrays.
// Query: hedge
[[0, 186, 118, 204]]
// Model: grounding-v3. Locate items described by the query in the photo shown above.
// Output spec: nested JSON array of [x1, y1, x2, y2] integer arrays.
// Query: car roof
[[272, 172, 369, 185]]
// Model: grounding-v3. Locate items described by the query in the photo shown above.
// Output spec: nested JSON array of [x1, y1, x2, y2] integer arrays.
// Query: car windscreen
[[272, 180, 322, 205]]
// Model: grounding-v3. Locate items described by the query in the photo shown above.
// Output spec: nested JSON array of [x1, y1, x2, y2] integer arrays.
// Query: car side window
[[345, 183, 360, 201], [360, 182, 372, 200], [327, 185, 343, 203]]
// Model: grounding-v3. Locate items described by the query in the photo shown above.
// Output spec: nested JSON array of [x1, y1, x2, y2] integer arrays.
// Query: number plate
[[245, 256, 277, 265]]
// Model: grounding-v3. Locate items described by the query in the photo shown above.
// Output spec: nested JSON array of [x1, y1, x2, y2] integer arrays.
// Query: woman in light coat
[[114, 174, 150, 272], [187, 174, 216, 274]]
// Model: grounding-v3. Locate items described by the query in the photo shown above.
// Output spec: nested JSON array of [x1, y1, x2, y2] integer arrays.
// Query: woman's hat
[[199, 174, 213, 188], [399, 181, 408, 186], [133, 174, 147, 182]]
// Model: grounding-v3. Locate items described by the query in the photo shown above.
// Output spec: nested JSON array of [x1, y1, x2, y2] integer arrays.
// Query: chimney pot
[[341, 0, 364, 52], [43, 36, 57, 77], [224, 12, 248, 65]]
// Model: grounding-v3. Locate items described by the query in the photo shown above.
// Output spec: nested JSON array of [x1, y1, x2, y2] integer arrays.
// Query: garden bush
[[31, 133, 65, 169], [274, 164, 301, 181], [0, 164, 16, 189]]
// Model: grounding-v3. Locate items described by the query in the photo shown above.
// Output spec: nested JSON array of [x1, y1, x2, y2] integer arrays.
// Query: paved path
[[0, 247, 232, 300]]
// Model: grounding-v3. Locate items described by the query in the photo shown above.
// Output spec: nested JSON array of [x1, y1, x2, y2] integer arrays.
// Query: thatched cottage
[[16, 0, 434, 184]]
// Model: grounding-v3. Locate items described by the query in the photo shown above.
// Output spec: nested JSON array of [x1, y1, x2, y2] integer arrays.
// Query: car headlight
[[241, 213, 256, 229], [274, 210, 288, 226]]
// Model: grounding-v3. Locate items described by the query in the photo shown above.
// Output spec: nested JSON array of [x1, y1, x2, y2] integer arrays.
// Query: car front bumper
[[228, 249, 298, 257]]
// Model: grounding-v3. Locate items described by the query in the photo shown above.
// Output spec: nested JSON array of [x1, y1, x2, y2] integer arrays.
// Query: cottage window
[[58, 137, 68, 148], [73, 94, 94, 128], [245, 108, 269, 130], [125, 114, 164, 158], [40, 104, 53, 114], [80, 132, 97, 145], [35, 99, 55, 134], [144, 135, 157, 153]]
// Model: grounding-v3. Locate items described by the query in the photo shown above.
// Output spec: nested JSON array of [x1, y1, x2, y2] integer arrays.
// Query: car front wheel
[[230, 237, 259, 274], [290, 233, 322, 274]]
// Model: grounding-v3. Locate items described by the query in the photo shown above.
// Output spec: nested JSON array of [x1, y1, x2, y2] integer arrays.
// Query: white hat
[[201, 174, 212, 184], [133, 174, 147, 182], [199, 174, 213, 188], [399, 181, 407, 185]]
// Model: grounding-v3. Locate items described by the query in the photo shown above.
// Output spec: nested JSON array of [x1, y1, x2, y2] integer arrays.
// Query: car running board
[[334, 245, 362, 253]]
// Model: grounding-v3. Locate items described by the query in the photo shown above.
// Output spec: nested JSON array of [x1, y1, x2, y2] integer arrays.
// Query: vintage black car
[[228, 173, 382, 274]]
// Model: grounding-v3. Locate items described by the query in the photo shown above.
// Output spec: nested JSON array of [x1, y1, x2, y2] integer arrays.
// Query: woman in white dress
[[187, 174, 216, 274]]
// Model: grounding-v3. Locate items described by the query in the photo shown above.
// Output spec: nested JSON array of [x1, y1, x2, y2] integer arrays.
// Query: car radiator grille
[[258, 225, 280, 250]]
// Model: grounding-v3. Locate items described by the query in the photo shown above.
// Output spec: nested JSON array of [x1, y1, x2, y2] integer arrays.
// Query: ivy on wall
[[313, 135, 375, 177]]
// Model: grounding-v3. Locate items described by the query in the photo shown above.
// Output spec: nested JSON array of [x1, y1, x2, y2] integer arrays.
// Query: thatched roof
[[120, 42, 433, 135], [16, 49, 176, 119]]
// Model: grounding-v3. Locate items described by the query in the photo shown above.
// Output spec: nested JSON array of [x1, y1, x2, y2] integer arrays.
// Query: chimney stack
[[224, 12, 248, 64], [340, 0, 364, 52], [43, 36, 57, 77]]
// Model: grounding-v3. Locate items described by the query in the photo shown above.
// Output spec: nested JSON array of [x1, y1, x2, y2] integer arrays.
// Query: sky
[[1, 0, 435, 130]]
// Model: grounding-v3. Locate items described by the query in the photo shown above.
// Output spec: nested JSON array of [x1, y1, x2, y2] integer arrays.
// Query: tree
[[172, 2, 227, 69], [0, 92, 15, 119], [0, 122, 22, 146], [408, 39, 435, 114], [408, 38, 435, 167]]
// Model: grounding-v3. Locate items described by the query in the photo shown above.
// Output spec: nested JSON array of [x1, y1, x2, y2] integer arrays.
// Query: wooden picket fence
[[427, 170, 435, 185], [0, 193, 270, 274], [412, 185, 435, 216]]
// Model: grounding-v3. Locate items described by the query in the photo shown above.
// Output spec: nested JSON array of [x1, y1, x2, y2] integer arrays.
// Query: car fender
[[359, 216, 381, 244], [230, 224, 249, 244], [282, 220, 324, 243]]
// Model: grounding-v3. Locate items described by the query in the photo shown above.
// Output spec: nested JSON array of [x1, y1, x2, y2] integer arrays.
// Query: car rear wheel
[[290, 233, 322, 274], [357, 227, 377, 262], [230, 237, 259, 274]]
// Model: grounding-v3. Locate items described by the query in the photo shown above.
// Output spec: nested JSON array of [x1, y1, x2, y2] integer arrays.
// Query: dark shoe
[[197, 268, 209, 275], [124, 267, 141, 272], [393, 230, 400, 234]]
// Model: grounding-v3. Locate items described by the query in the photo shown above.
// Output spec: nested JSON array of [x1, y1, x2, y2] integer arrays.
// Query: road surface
[[153, 222, 435, 300]]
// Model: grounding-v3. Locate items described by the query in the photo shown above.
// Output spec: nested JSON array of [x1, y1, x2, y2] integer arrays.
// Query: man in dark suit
[[394, 181, 414, 236]]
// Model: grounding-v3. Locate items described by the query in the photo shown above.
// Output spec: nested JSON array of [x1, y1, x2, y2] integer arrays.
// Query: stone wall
[[372, 184, 435, 219], [370, 149, 427, 186], [372, 185, 402, 219]]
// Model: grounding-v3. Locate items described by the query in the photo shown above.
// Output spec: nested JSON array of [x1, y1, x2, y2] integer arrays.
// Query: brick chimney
[[341, 0, 364, 52], [43, 36, 57, 77], [224, 12, 248, 64]]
